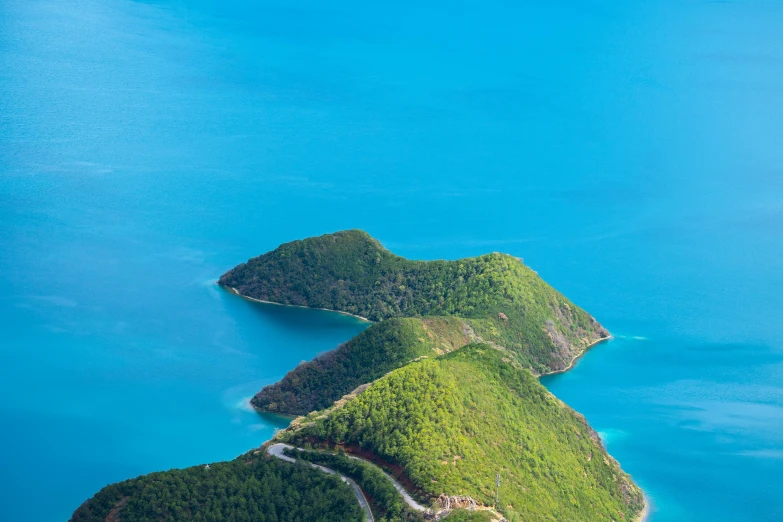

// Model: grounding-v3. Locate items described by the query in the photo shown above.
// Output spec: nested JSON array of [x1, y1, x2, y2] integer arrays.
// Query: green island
[[72, 230, 644, 522]]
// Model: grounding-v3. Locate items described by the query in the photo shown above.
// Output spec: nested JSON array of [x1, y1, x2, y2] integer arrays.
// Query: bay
[[1, 0, 782, 520]]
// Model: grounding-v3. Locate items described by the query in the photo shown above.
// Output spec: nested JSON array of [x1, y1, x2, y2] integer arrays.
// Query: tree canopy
[[220, 230, 608, 376], [71, 451, 363, 522], [279, 345, 644, 522]]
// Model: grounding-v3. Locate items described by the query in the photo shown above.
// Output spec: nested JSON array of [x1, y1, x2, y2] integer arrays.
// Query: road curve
[[344, 454, 427, 511], [267, 443, 374, 522]]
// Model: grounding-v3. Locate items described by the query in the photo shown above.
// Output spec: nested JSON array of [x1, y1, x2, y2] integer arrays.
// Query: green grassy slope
[[221, 230, 608, 377], [71, 450, 364, 522], [279, 345, 644, 522], [441, 512, 495, 522]]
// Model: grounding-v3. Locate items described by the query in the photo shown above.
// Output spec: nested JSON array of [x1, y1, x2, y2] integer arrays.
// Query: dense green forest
[[220, 230, 608, 376], [253, 316, 471, 415], [290, 449, 425, 522], [279, 344, 644, 522], [75, 230, 641, 522], [70, 452, 363, 522]]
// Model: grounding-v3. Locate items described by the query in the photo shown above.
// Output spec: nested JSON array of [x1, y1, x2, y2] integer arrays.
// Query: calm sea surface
[[2, 0, 783, 520]]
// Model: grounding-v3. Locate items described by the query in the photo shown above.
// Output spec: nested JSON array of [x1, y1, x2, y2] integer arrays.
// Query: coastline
[[635, 495, 650, 522], [541, 333, 650, 522], [220, 285, 373, 323], [540, 334, 613, 377], [224, 284, 647, 521]]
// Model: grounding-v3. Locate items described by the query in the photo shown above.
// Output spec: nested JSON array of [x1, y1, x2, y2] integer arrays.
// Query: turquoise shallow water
[[2, 0, 783, 520]]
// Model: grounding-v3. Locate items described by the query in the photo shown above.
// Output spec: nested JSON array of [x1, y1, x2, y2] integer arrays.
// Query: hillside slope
[[220, 230, 608, 377], [279, 344, 644, 522], [75, 231, 640, 522], [71, 449, 364, 522], [252, 316, 472, 415]]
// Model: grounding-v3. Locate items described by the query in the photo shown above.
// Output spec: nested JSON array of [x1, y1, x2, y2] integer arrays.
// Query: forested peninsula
[[72, 230, 643, 522]]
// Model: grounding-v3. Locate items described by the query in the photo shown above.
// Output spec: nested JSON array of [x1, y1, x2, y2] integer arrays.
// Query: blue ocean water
[[1, 0, 782, 520]]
